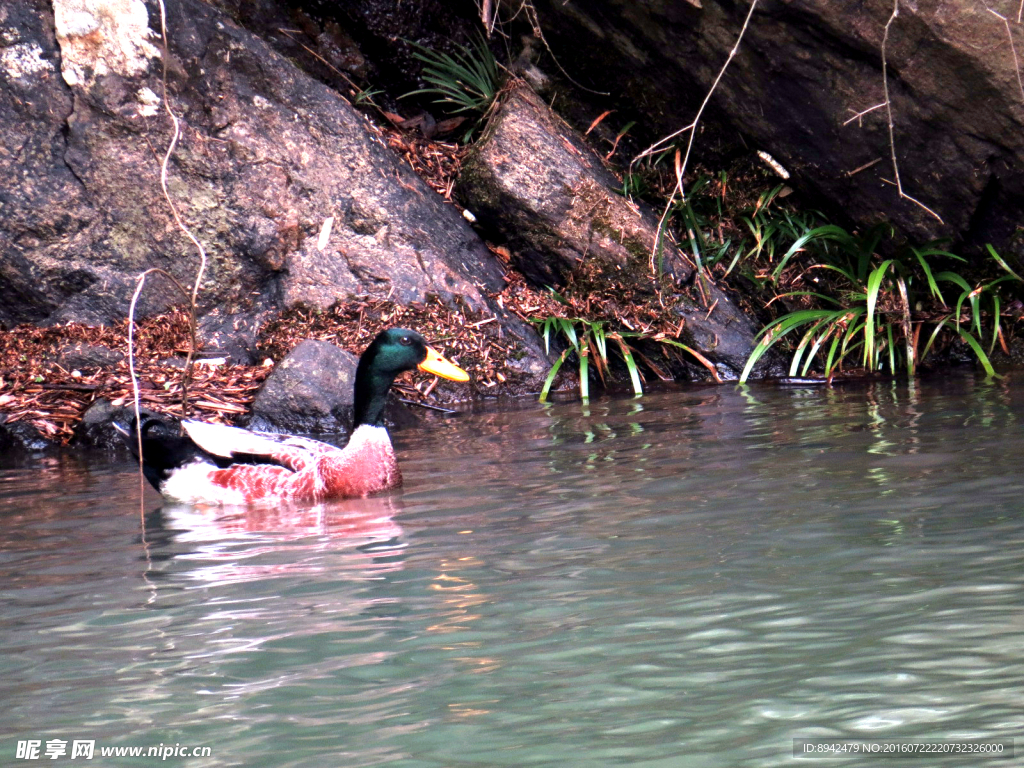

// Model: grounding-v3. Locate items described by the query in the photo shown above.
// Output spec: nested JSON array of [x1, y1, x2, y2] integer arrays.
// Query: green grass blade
[[802, 316, 848, 376], [920, 317, 951, 362], [789, 315, 838, 376], [404, 35, 499, 120], [539, 348, 571, 402], [914, 245, 966, 263], [752, 308, 841, 341], [722, 245, 744, 278], [559, 319, 579, 350], [771, 225, 852, 281], [740, 310, 835, 382], [958, 330, 998, 378], [801, 331, 830, 376], [953, 291, 968, 331], [824, 331, 845, 377], [990, 294, 1001, 355], [774, 290, 846, 307], [935, 271, 971, 292], [579, 348, 590, 402], [886, 323, 896, 374], [538, 318, 554, 355], [816, 263, 859, 286], [615, 338, 643, 395], [592, 323, 608, 363], [986, 244, 1024, 281], [912, 247, 945, 305], [864, 260, 893, 369], [840, 313, 866, 358], [986, 275, 1019, 292]]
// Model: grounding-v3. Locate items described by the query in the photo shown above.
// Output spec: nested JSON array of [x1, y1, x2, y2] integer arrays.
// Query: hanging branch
[[126, 0, 210, 498], [987, 7, 1024, 104], [843, 102, 886, 127], [880, 0, 944, 223], [631, 0, 759, 277], [127, 268, 194, 487], [155, 0, 208, 413], [127, 0, 209, 430]]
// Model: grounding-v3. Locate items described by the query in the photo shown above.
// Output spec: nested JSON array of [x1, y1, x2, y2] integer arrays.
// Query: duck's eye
[[399, 336, 413, 346]]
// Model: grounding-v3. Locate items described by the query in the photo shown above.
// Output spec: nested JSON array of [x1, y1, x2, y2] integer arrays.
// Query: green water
[[3, 376, 1024, 767]]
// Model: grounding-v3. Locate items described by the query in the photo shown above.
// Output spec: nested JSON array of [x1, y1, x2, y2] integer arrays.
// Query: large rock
[[0, 0, 546, 379], [0, 415, 54, 455], [0, 0, 92, 324], [50, 342, 125, 370], [458, 84, 761, 377], [73, 399, 135, 450], [246, 339, 415, 434], [523, 0, 1024, 264]]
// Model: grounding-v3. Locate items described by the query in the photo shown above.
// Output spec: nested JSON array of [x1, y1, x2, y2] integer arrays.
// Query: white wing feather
[[181, 420, 338, 460]]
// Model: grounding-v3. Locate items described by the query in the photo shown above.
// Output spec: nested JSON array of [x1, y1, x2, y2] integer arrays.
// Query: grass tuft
[[402, 34, 501, 142]]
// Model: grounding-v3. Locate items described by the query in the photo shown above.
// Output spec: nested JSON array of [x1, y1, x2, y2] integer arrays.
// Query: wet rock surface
[[524, 0, 1024, 265], [458, 85, 761, 376], [0, 0, 544, 371], [51, 342, 125, 371], [245, 339, 415, 435], [198, 307, 274, 366], [0, 415, 55, 454], [74, 399, 136, 450]]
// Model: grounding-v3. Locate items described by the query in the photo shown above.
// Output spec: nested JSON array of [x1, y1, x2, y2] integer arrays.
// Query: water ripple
[[2, 379, 1024, 765]]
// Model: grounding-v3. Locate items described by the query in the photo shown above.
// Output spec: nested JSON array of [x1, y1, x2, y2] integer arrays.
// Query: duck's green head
[[353, 328, 469, 427]]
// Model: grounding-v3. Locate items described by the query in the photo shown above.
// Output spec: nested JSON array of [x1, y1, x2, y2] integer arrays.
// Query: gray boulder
[[458, 84, 761, 377], [246, 339, 416, 435], [74, 399, 135, 450], [0, 415, 54, 456], [0, 0, 547, 377], [525, 0, 1024, 264], [51, 342, 125, 370]]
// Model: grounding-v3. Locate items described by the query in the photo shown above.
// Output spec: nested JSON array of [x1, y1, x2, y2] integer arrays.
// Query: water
[[3, 376, 1024, 767]]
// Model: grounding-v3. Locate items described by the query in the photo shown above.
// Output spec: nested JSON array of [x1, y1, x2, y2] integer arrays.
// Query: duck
[[116, 328, 469, 505]]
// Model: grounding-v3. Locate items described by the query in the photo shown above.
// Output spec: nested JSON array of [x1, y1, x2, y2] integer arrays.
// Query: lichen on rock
[[52, 0, 161, 89]]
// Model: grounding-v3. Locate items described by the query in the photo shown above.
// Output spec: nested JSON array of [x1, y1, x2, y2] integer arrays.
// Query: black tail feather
[[116, 414, 205, 491]]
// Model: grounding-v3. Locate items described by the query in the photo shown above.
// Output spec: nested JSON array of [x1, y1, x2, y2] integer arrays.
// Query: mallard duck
[[117, 328, 469, 504]]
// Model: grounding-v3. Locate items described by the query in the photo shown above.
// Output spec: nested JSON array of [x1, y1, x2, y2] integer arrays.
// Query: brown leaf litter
[[0, 308, 269, 444], [0, 287, 552, 444]]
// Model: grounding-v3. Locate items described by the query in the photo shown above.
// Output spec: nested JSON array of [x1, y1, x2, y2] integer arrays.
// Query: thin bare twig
[[633, 120, 697, 168], [843, 102, 886, 126], [987, 8, 1024, 103], [155, 0, 208, 412], [635, 0, 758, 174], [845, 157, 883, 177], [881, 0, 944, 223], [127, 268, 194, 485], [126, 1, 210, 503], [637, 0, 759, 275]]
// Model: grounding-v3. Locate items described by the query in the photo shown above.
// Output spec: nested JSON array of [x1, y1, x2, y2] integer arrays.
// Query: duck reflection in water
[[141, 494, 406, 586]]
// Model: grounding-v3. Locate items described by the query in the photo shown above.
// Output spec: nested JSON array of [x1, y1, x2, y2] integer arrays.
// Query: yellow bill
[[418, 346, 470, 382]]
